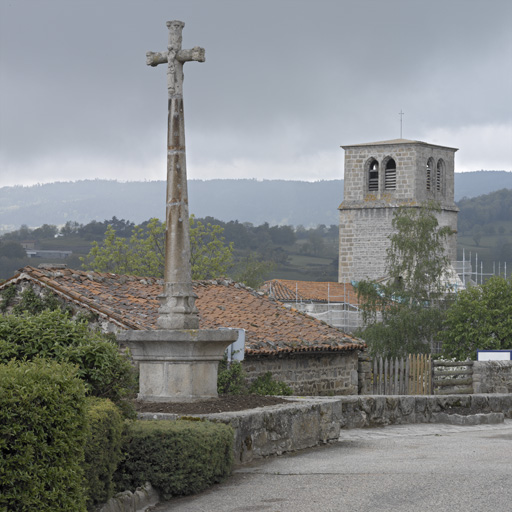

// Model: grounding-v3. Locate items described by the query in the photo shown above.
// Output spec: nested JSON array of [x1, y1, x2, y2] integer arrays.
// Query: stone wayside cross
[[147, 20, 204, 330], [118, 21, 237, 402]]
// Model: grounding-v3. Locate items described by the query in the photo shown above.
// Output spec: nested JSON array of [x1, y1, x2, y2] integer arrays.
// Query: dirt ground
[[133, 394, 294, 415]]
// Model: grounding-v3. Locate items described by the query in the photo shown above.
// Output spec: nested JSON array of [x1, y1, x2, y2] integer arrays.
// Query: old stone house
[[0, 266, 366, 396]]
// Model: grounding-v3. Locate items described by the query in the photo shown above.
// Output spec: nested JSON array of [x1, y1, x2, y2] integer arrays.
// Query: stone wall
[[473, 361, 512, 394], [339, 206, 395, 282], [339, 204, 458, 282], [338, 393, 512, 429], [139, 394, 512, 465], [243, 351, 359, 396]]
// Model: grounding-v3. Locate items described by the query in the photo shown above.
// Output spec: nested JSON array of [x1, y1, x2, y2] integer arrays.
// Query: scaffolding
[[267, 280, 363, 333], [456, 248, 508, 287]]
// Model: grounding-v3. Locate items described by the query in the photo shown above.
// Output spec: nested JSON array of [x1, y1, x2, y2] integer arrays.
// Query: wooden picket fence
[[371, 354, 432, 395]]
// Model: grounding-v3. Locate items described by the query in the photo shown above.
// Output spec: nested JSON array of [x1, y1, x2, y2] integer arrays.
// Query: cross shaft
[[147, 20, 205, 330]]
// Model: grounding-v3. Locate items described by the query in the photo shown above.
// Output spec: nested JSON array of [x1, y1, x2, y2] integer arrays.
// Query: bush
[[0, 359, 88, 512], [217, 359, 293, 396], [249, 371, 293, 396], [114, 420, 234, 499], [64, 341, 136, 402], [0, 310, 136, 402], [217, 359, 248, 395], [440, 276, 512, 360], [83, 398, 125, 510]]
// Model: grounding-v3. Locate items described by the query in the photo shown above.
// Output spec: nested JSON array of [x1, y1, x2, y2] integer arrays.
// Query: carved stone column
[[119, 21, 237, 402]]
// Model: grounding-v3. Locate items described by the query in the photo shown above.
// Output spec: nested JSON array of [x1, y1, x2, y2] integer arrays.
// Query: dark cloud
[[0, 0, 511, 186]]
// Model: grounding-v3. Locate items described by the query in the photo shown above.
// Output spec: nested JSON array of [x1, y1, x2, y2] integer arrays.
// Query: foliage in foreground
[[357, 202, 454, 357], [217, 359, 293, 396], [440, 276, 512, 360], [0, 309, 136, 402], [0, 359, 88, 512], [84, 397, 125, 510], [114, 420, 233, 499]]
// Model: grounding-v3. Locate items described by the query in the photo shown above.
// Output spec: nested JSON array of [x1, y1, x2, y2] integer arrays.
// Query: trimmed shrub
[[83, 397, 124, 510], [114, 420, 234, 499], [249, 371, 293, 396], [0, 310, 136, 402], [0, 359, 88, 512]]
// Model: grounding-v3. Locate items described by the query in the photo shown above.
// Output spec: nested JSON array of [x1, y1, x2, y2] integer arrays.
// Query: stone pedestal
[[119, 329, 238, 402]]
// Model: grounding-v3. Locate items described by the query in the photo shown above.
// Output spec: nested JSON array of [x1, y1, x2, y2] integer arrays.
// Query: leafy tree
[[0, 224, 32, 241], [190, 216, 234, 279], [232, 253, 275, 289], [440, 276, 512, 360], [385, 202, 453, 301], [356, 202, 454, 357], [0, 241, 26, 259], [307, 230, 324, 255], [60, 220, 82, 237], [82, 216, 233, 280], [31, 223, 58, 239], [268, 225, 296, 246]]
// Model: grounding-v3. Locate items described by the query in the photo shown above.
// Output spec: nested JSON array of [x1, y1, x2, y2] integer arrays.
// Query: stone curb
[[97, 482, 159, 512]]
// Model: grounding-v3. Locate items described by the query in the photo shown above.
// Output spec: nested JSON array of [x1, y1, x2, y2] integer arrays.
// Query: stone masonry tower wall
[[338, 139, 458, 283]]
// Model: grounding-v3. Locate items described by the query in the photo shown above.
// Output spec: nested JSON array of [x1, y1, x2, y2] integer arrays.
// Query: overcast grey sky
[[0, 0, 511, 188]]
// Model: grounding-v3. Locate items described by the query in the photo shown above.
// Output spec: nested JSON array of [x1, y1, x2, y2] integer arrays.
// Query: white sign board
[[477, 350, 512, 361]]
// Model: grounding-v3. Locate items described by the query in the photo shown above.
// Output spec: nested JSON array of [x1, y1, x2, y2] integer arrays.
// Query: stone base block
[[118, 328, 238, 402]]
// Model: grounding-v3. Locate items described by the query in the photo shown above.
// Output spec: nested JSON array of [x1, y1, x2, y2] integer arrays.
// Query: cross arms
[[146, 47, 205, 67]]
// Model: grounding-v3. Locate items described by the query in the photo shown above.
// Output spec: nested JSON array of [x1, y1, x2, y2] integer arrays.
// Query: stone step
[[430, 412, 504, 426]]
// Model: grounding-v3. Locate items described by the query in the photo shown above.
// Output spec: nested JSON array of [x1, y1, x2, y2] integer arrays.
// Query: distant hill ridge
[[1, 171, 511, 231]]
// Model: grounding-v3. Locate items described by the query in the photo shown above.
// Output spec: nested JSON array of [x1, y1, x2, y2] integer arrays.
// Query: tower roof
[[341, 138, 458, 151]]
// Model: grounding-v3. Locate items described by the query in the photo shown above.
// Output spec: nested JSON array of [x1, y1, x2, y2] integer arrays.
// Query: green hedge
[[83, 398, 124, 510], [0, 310, 136, 402], [0, 359, 88, 512], [114, 420, 234, 500]]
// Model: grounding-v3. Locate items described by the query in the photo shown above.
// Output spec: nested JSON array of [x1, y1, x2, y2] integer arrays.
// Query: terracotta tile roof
[[262, 279, 359, 306], [2, 266, 365, 356]]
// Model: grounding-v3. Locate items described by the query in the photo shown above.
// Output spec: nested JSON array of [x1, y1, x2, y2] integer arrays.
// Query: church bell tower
[[338, 139, 459, 283]]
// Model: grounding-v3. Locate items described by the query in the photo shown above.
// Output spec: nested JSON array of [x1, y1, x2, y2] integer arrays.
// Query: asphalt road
[[153, 421, 512, 512]]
